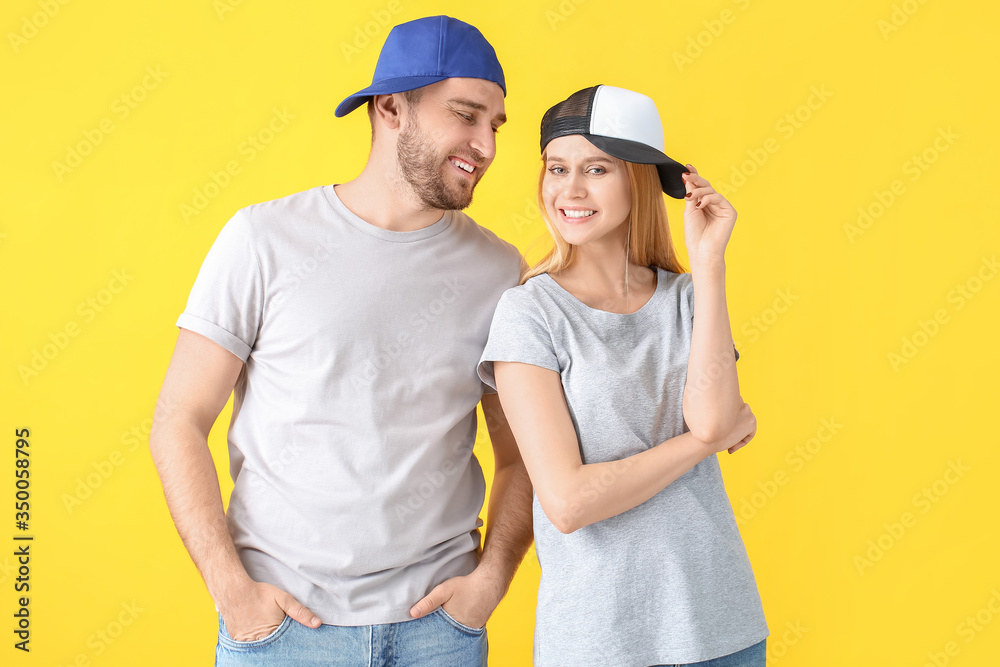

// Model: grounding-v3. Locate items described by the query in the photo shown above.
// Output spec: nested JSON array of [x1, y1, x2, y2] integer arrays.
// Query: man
[[149, 15, 533, 665]]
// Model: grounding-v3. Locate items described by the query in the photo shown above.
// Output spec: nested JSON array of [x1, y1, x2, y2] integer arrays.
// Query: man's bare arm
[[408, 391, 534, 627], [149, 329, 321, 640], [474, 391, 535, 595]]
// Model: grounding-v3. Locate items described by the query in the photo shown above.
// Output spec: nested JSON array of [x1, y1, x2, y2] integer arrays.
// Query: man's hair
[[366, 88, 425, 142]]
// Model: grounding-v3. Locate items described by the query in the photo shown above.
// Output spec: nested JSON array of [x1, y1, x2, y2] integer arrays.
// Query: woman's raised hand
[[681, 165, 738, 266]]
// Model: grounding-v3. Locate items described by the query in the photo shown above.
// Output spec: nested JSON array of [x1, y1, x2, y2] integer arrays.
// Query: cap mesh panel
[[540, 86, 599, 152]]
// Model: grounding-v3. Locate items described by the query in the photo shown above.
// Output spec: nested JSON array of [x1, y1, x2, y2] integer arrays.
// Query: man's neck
[[335, 154, 446, 233]]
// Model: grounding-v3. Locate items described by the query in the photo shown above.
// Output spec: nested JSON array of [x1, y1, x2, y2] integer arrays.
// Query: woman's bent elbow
[[687, 423, 723, 446], [541, 497, 582, 534], [686, 408, 742, 446]]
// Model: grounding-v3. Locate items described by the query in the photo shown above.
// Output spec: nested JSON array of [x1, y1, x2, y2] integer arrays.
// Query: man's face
[[395, 77, 506, 211]]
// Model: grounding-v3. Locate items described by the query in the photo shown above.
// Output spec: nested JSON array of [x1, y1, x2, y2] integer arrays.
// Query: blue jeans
[[651, 638, 767, 667], [215, 609, 487, 666]]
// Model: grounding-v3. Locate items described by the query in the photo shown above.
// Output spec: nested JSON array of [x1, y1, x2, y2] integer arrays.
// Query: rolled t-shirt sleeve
[[176, 210, 263, 361], [682, 271, 740, 362], [477, 287, 560, 393]]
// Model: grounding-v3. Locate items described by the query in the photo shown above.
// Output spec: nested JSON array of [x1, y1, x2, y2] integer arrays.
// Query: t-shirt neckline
[[538, 267, 666, 324], [323, 184, 453, 243]]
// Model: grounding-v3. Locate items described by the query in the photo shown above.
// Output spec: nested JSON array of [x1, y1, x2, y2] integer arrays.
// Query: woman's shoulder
[[501, 273, 553, 301], [653, 268, 695, 318], [654, 267, 692, 288], [492, 274, 558, 321]]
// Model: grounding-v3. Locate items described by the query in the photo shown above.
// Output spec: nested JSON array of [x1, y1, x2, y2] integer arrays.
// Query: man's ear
[[372, 93, 403, 131]]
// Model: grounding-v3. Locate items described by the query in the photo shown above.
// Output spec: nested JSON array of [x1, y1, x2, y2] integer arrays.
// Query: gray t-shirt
[[177, 184, 522, 625], [477, 268, 768, 666]]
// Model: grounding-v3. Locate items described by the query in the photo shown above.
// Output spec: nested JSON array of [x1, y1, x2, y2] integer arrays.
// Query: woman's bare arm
[[494, 360, 755, 534]]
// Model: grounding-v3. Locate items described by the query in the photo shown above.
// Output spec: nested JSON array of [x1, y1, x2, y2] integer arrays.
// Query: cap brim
[[582, 134, 687, 199], [655, 162, 689, 200], [335, 75, 450, 117]]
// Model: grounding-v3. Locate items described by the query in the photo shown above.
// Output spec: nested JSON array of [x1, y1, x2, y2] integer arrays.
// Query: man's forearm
[[476, 459, 534, 594], [149, 416, 251, 606]]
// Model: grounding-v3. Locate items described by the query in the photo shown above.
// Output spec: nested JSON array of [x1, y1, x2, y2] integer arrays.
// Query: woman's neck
[[551, 248, 657, 314]]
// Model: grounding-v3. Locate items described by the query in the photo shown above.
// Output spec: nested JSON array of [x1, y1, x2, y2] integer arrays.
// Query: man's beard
[[396, 113, 482, 211]]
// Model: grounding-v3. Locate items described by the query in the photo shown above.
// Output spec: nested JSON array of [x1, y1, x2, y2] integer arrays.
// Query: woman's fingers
[[693, 192, 726, 210], [684, 185, 715, 201], [728, 432, 752, 454], [681, 167, 710, 190], [685, 189, 725, 210], [682, 167, 736, 214]]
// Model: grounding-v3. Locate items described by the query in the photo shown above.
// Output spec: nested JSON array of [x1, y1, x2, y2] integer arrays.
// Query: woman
[[477, 85, 769, 666]]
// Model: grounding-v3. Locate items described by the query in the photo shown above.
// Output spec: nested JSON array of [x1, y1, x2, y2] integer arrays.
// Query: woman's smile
[[558, 206, 598, 223]]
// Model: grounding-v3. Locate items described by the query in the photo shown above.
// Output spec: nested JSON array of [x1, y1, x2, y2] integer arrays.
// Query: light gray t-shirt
[[177, 184, 522, 625], [477, 268, 768, 666]]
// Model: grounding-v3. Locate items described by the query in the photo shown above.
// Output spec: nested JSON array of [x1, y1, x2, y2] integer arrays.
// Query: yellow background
[[3, 0, 999, 664]]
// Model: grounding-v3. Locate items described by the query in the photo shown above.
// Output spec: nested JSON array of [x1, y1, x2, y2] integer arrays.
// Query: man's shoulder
[[445, 211, 525, 286], [449, 210, 521, 261], [218, 184, 334, 247], [237, 184, 330, 220]]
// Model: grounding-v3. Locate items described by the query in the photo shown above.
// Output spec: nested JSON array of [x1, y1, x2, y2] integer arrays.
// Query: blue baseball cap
[[335, 15, 506, 118]]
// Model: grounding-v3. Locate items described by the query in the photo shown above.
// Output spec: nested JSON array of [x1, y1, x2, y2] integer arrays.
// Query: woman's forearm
[[683, 258, 743, 441], [550, 431, 709, 533], [495, 361, 725, 536]]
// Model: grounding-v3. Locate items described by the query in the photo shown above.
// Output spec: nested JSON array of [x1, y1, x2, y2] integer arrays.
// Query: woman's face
[[542, 134, 632, 248]]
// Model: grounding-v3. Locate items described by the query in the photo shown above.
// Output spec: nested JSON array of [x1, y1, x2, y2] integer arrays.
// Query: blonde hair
[[521, 155, 687, 285]]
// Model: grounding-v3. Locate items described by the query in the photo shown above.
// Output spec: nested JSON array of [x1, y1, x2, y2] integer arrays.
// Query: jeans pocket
[[218, 613, 293, 650], [435, 607, 486, 636]]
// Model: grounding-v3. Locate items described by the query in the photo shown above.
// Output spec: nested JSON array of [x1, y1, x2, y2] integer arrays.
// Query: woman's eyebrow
[[546, 156, 615, 164]]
